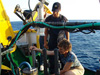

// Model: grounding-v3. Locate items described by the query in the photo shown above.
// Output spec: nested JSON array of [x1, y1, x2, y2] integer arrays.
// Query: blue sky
[[2, 0, 100, 21]]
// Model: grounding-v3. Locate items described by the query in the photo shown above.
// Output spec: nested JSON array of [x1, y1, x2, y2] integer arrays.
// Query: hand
[[60, 70, 64, 75], [60, 74, 64, 75], [29, 46, 34, 50], [23, 21, 27, 25], [29, 46, 39, 51], [44, 43, 49, 49]]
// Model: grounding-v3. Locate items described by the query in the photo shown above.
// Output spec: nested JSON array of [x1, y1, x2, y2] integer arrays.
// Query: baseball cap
[[52, 2, 61, 12]]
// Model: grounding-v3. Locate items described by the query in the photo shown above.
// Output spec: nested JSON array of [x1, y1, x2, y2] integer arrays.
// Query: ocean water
[[11, 20, 100, 72]]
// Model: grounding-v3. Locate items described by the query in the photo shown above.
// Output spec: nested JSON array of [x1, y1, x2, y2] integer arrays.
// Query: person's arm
[[60, 62, 73, 75], [44, 28, 49, 49], [29, 46, 54, 55], [65, 31, 70, 42], [64, 16, 70, 42]]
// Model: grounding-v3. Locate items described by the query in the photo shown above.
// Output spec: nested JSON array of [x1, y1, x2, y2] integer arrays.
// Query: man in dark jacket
[[44, 2, 70, 75]]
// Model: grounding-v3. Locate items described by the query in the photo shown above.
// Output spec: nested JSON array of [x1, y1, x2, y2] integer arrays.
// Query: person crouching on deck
[[29, 38, 85, 75]]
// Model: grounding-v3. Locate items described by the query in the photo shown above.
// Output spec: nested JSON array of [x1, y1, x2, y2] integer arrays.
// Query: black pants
[[39, 36, 44, 65]]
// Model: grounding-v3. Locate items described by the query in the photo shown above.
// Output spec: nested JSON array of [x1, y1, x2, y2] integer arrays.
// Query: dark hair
[[58, 38, 72, 51]]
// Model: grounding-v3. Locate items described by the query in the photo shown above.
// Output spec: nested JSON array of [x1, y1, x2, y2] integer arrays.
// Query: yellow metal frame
[[0, 0, 16, 52], [1, 65, 11, 70]]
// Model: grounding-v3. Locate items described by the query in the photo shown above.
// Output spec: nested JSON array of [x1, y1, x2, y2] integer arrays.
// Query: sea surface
[[11, 20, 100, 72]]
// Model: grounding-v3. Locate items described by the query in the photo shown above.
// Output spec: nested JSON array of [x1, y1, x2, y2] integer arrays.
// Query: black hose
[[28, 0, 31, 10], [5, 24, 32, 50]]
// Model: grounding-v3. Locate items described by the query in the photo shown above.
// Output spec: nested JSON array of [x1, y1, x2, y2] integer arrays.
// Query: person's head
[[52, 2, 61, 17], [58, 38, 72, 54]]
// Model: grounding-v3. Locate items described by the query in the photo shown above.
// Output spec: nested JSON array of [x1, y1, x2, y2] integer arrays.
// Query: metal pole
[[1, 48, 13, 56], [0, 43, 2, 75], [43, 48, 49, 75], [54, 49, 60, 75], [38, 0, 45, 22], [37, 0, 45, 36], [32, 50, 36, 68]]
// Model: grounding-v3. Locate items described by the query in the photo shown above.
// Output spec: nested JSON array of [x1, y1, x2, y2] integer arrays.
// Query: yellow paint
[[32, 3, 52, 21], [36, 35, 40, 48], [13, 29, 37, 34], [0, 0, 16, 52], [33, 11, 38, 21], [1, 65, 11, 70], [43, 4, 52, 14]]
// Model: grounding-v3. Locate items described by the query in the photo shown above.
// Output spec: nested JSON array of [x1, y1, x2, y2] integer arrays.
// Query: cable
[[28, 0, 31, 10], [28, 0, 33, 20], [19, 61, 32, 70], [6, 53, 16, 75], [80, 29, 93, 34], [5, 21, 100, 51]]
